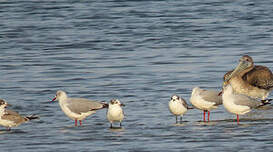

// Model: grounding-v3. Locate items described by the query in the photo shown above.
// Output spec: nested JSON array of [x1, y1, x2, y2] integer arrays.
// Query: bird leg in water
[[207, 111, 210, 122], [180, 116, 183, 123], [203, 110, 206, 122], [79, 120, 82, 126], [75, 119, 78, 126], [176, 116, 178, 123], [237, 115, 239, 124]]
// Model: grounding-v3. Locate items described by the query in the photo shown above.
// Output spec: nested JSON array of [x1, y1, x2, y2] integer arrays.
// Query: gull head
[[51, 90, 68, 102], [171, 95, 180, 102], [0, 99, 8, 109], [191, 87, 201, 96], [110, 99, 125, 107]]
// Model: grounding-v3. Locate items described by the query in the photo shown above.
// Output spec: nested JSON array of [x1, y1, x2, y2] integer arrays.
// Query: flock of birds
[[51, 90, 124, 128], [0, 55, 272, 130], [169, 55, 273, 124]]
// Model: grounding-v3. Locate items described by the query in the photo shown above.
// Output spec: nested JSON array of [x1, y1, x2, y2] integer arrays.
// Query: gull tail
[[187, 106, 194, 110], [25, 114, 39, 121], [259, 99, 272, 107], [90, 102, 109, 111], [102, 102, 109, 108]]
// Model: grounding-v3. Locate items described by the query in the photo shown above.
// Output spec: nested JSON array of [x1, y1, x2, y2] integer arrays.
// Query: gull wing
[[67, 98, 105, 114], [199, 89, 222, 105], [233, 94, 261, 108]]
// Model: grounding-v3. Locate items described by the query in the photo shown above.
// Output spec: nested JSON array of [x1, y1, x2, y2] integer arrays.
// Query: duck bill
[[225, 60, 248, 82], [120, 103, 125, 107]]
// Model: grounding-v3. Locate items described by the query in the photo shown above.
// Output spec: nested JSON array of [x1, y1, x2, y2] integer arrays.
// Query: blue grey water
[[0, 0, 273, 151]]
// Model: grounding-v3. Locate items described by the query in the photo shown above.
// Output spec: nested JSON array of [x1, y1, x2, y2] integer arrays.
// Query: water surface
[[1, 0, 273, 151]]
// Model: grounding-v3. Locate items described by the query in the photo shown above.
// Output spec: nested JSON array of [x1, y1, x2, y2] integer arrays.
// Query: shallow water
[[1, 0, 273, 151]]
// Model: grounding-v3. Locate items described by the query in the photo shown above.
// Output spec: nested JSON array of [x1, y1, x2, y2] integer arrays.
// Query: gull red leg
[[75, 119, 78, 126], [237, 115, 239, 124], [207, 111, 210, 122], [203, 110, 206, 122], [79, 120, 82, 126]]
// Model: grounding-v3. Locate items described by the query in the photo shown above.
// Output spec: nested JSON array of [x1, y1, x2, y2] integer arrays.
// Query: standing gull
[[0, 99, 39, 130], [190, 87, 222, 122], [51, 90, 107, 126], [107, 99, 125, 128], [223, 55, 273, 99], [222, 84, 271, 124], [168, 95, 192, 123]]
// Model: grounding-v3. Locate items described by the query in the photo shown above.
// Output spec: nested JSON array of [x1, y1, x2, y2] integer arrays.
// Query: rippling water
[[1, 0, 273, 151]]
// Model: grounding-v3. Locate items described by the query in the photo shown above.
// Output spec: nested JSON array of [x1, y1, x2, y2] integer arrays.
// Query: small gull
[[51, 90, 107, 126], [168, 95, 192, 123], [107, 99, 125, 128], [190, 87, 222, 122], [0, 99, 39, 130]]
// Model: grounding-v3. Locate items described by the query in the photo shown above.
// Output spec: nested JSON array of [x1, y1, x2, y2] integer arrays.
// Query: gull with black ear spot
[[168, 95, 192, 123], [107, 99, 125, 128], [0, 99, 39, 131]]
